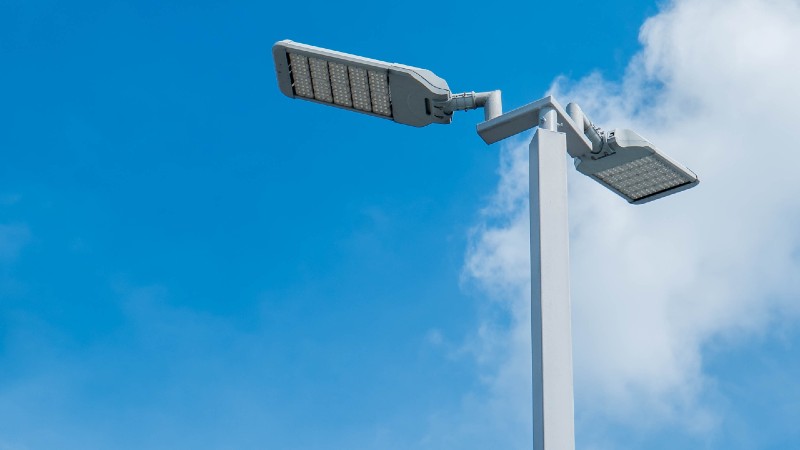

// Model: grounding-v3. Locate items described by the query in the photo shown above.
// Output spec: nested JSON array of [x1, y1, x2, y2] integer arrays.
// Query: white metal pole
[[530, 107, 576, 450]]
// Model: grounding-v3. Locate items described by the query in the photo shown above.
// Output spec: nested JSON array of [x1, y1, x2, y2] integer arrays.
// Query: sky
[[2, 0, 800, 449]]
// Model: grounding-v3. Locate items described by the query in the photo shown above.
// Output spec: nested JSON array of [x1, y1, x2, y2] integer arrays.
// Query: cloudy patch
[[463, 0, 800, 446]]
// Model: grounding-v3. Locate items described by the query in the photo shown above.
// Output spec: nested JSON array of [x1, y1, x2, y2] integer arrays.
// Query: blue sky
[[3, 0, 800, 449]]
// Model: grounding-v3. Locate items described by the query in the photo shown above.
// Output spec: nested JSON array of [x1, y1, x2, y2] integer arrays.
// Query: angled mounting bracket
[[476, 96, 597, 159]]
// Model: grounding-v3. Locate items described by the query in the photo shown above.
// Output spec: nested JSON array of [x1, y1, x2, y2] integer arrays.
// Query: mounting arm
[[475, 95, 606, 158]]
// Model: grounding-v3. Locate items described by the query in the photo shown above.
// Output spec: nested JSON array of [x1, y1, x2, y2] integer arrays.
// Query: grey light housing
[[272, 40, 454, 127], [574, 129, 699, 204]]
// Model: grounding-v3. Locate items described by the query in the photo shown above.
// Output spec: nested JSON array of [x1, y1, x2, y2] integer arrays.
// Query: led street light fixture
[[273, 40, 455, 127], [574, 129, 699, 204]]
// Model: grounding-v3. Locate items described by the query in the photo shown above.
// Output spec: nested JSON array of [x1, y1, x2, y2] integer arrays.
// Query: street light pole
[[530, 107, 575, 450], [272, 40, 700, 450]]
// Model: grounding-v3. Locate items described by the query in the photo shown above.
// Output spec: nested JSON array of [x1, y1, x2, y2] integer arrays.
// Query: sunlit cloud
[[462, 0, 800, 446]]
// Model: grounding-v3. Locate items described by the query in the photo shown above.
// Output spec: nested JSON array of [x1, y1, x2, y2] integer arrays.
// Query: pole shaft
[[530, 123, 575, 450]]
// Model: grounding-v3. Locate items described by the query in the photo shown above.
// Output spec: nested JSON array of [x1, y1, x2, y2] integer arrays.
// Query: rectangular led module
[[274, 41, 395, 119], [575, 129, 699, 204], [593, 154, 697, 202]]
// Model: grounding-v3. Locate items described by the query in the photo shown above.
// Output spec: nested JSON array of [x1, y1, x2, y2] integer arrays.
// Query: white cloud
[[463, 0, 800, 445]]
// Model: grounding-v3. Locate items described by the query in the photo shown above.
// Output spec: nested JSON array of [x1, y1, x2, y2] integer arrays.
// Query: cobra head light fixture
[[272, 40, 698, 204]]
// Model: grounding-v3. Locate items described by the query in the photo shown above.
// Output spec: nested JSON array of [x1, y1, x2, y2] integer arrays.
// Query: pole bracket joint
[[433, 90, 503, 122]]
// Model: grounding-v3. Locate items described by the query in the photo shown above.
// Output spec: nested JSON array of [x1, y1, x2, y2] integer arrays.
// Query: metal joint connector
[[433, 90, 503, 122], [566, 102, 606, 154]]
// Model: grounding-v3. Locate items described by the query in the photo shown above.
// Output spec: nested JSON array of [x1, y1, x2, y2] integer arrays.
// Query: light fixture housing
[[574, 129, 699, 204], [272, 40, 454, 127]]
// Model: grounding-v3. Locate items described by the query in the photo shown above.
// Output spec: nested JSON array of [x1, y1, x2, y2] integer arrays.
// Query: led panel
[[309, 57, 333, 103], [368, 70, 391, 116], [287, 53, 391, 116], [329, 62, 352, 107], [348, 66, 371, 112], [288, 53, 313, 99], [593, 154, 695, 202]]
